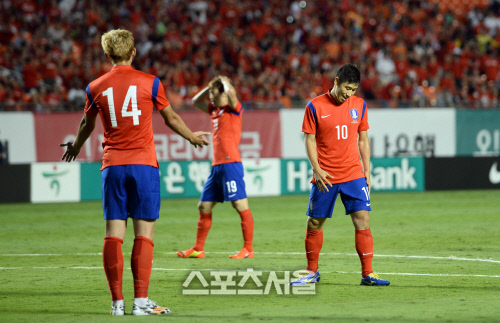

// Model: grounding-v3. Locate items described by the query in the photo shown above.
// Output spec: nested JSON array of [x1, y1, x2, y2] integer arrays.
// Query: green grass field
[[1, 190, 500, 322]]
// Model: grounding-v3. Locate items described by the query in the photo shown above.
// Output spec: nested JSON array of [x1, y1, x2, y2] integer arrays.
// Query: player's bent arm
[[192, 87, 210, 113], [159, 104, 210, 147], [305, 133, 321, 172], [74, 114, 97, 150], [221, 76, 238, 108], [358, 130, 371, 192], [61, 114, 96, 162], [305, 133, 333, 192]]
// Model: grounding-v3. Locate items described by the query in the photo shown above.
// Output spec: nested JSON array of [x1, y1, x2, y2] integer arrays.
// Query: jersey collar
[[112, 65, 133, 71], [326, 87, 349, 107], [327, 88, 341, 105]]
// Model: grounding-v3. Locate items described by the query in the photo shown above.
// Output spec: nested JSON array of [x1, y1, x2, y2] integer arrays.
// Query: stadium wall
[[0, 109, 499, 203], [1, 109, 499, 164], [0, 156, 498, 203]]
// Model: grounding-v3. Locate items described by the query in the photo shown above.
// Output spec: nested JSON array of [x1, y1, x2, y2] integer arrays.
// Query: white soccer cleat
[[110, 301, 125, 316], [132, 298, 171, 315]]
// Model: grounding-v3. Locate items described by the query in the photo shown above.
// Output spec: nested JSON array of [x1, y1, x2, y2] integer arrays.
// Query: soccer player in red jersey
[[176, 76, 254, 259], [290, 64, 390, 286], [60, 29, 210, 315]]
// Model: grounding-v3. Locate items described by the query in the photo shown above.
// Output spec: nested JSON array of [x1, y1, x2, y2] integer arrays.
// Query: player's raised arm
[[192, 86, 210, 113], [220, 76, 238, 108], [159, 104, 210, 148]]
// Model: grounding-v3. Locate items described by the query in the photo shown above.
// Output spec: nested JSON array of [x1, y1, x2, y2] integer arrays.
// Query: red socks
[[103, 236, 124, 301], [131, 236, 154, 299], [303, 227, 373, 277], [193, 210, 253, 252], [305, 228, 323, 273], [239, 209, 254, 252], [104, 236, 155, 301], [194, 212, 212, 251], [355, 228, 374, 278]]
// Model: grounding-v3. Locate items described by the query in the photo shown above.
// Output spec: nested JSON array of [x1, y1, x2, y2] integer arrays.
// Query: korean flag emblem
[[350, 109, 359, 123]]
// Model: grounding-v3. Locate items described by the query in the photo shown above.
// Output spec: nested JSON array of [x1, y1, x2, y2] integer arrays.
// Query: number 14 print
[[102, 86, 142, 127]]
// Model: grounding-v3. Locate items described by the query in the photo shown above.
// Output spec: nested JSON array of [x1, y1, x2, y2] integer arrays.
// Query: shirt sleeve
[[302, 101, 317, 134], [84, 84, 99, 117], [359, 100, 369, 131], [230, 99, 242, 113], [152, 77, 170, 111]]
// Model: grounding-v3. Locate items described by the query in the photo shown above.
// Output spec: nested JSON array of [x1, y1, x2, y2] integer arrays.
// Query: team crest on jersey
[[349, 109, 359, 123]]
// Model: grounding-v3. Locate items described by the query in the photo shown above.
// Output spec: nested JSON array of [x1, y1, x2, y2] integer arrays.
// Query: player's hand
[[220, 75, 231, 83], [60, 142, 81, 162], [314, 168, 334, 193], [190, 131, 210, 148], [365, 176, 371, 195]]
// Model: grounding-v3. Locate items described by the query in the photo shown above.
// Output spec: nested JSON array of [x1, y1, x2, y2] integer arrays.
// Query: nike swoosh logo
[[366, 203, 370, 206], [363, 252, 373, 256], [321, 114, 331, 118], [489, 162, 500, 184], [228, 194, 236, 198]]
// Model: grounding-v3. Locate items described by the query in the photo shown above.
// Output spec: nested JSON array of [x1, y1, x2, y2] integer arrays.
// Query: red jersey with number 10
[[302, 91, 369, 184], [208, 100, 243, 166], [84, 65, 170, 170]]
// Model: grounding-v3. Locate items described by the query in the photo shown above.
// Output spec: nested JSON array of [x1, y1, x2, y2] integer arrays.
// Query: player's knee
[[351, 211, 370, 229], [231, 199, 248, 213], [198, 202, 211, 213], [307, 217, 324, 230]]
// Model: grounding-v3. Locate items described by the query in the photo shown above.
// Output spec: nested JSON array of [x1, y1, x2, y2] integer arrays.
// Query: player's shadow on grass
[[0, 291, 86, 297], [170, 314, 433, 322], [322, 281, 500, 291]]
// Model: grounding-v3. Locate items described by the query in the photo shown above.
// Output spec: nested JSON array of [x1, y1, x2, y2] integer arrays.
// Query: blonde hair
[[101, 29, 134, 64]]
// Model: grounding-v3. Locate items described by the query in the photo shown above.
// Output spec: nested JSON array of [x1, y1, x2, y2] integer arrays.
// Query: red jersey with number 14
[[302, 91, 369, 184], [208, 100, 243, 166], [84, 65, 170, 170]]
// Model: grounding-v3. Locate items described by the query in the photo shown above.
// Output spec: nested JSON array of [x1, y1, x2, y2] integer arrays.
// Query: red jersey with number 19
[[84, 65, 170, 170], [302, 91, 369, 184], [208, 100, 243, 166]]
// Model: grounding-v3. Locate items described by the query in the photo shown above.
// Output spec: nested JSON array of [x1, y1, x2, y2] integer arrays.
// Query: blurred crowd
[[1, 0, 500, 111]]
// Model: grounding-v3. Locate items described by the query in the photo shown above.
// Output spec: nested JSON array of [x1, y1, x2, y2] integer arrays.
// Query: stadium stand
[[0, 0, 499, 111]]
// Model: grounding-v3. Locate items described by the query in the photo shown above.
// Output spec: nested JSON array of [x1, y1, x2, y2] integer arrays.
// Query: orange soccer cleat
[[176, 248, 205, 258], [229, 248, 254, 259]]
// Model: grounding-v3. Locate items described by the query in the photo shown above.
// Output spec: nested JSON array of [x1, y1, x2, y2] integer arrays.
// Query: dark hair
[[336, 63, 360, 85], [208, 76, 224, 94]]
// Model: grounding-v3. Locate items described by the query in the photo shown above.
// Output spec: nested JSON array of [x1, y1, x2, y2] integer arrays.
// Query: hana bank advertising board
[[78, 157, 423, 202], [30, 162, 81, 203], [79, 158, 282, 201]]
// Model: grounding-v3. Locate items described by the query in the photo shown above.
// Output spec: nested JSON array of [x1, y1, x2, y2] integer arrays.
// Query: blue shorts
[[102, 165, 160, 220], [200, 162, 247, 202], [306, 177, 371, 218]]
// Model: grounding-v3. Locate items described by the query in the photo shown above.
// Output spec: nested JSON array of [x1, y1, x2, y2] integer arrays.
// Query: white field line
[[1, 252, 499, 264], [0, 266, 498, 278]]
